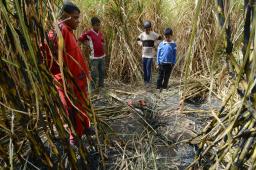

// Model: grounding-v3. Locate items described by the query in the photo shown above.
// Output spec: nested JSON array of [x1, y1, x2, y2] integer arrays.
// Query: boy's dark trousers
[[157, 63, 174, 89], [91, 58, 105, 89]]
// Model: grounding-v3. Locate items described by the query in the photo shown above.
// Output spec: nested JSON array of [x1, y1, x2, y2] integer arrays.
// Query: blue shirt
[[157, 41, 177, 65]]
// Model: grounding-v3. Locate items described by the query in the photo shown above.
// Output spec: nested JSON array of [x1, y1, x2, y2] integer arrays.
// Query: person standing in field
[[137, 20, 162, 88], [43, 2, 95, 145], [79, 17, 106, 93], [156, 28, 177, 92]]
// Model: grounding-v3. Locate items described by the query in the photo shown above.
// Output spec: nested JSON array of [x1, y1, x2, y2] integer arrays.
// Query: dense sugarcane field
[[0, 0, 256, 169]]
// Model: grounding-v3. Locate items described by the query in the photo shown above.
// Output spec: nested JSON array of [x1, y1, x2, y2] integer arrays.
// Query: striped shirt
[[137, 31, 161, 58]]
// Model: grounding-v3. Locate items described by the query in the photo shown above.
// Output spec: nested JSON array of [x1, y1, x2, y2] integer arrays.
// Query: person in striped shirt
[[137, 20, 162, 87]]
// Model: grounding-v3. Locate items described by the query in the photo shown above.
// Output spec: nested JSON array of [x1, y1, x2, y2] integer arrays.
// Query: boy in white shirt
[[137, 20, 161, 87]]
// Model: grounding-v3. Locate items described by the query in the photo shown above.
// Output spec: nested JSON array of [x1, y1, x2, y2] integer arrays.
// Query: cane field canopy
[[0, 0, 256, 169]]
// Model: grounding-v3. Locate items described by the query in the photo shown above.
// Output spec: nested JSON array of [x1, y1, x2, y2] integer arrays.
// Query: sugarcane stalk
[[180, 0, 203, 113], [232, 137, 255, 169], [249, 143, 256, 170]]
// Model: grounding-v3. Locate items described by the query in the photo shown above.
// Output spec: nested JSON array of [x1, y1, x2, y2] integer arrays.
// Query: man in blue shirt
[[156, 28, 177, 90]]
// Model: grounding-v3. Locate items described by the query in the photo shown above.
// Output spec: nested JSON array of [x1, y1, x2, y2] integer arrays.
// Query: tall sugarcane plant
[[0, 0, 97, 169], [188, 0, 256, 169]]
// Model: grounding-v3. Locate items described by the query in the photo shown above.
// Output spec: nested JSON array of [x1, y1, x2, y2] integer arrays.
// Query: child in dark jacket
[[156, 28, 176, 90]]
